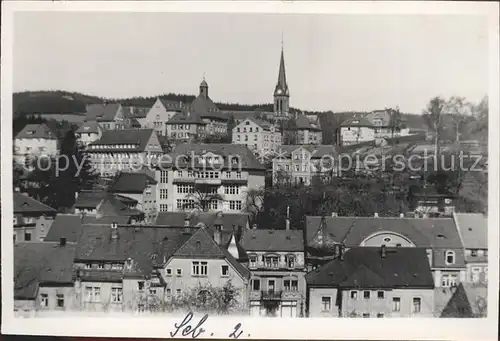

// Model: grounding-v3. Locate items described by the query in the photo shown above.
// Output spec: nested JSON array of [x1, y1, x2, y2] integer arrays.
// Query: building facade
[[84, 103, 127, 131], [14, 123, 59, 166], [232, 118, 282, 158], [283, 113, 322, 145], [143, 98, 184, 136], [13, 191, 56, 242], [340, 117, 375, 146], [75, 121, 103, 147]]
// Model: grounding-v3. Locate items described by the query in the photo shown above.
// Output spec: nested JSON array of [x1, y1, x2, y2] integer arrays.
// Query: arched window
[[445, 250, 455, 265]]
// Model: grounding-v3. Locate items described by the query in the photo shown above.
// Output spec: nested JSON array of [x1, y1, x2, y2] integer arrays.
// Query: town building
[[84, 103, 127, 130], [283, 113, 322, 145], [339, 117, 375, 146], [240, 227, 306, 317], [86, 129, 164, 177], [142, 99, 184, 136], [232, 117, 282, 159], [272, 145, 337, 186], [14, 240, 77, 316], [165, 110, 207, 142], [305, 215, 467, 288], [306, 246, 435, 317], [14, 123, 59, 166], [108, 172, 158, 223], [163, 226, 250, 312], [75, 120, 103, 148], [14, 191, 56, 242], [453, 213, 488, 284], [153, 144, 265, 213]]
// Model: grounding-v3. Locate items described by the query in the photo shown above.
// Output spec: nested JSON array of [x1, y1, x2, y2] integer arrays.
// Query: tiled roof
[[14, 242, 76, 299], [159, 99, 184, 111], [73, 191, 143, 218], [13, 192, 56, 214], [109, 172, 157, 194], [173, 227, 250, 279], [85, 103, 121, 122], [15, 123, 57, 140], [189, 94, 221, 117], [166, 111, 206, 125], [44, 214, 131, 243], [241, 229, 304, 252], [170, 143, 265, 171], [454, 213, 487, 249], [123, 106, 150, 118], [76, 120, 101, 134], [286, 113, 321, 131], [237, 117, 274, 131], [74, 190, 107, 208], [365, 110, 391, 127], [441, 283, 487, 317], [305, 216, 464, 268], [76, 225, 192, 276], [89, 129, 155, 152], [305, 247, 434, 289], [155, 211, 249, 231], [274, 145, 337, 159]]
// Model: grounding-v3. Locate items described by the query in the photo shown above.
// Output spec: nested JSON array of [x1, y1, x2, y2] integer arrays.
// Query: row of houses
[[14, 200, 488, 318]]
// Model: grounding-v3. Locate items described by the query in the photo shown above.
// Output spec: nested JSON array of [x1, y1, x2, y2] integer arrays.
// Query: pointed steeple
[[274, 45, 289, 97]]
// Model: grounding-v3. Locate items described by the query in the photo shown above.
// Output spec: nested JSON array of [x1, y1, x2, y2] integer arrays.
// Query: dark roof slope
[[14, 242, 76, 299], [340, 117, 373, 127], [241, 229, 304, 252], [14, 192, 56, 214], [159, 99, 184, 111], [166, 111, 206, 125], [76, 120, 101, 134], [85, 103, 121, 122], [306, 247, 434, 289], [454, 213, 487, 249], [156, 211, 249, 231], [15, 123, 57, 140], [89, 129, 154, 152], [109, 172, 157, 194]]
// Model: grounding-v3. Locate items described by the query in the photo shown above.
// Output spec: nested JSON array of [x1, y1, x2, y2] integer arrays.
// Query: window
[[321, 297, 331, 311], [413, 297, 421, 313], [177, 184, 194, 194], [166, 268, 172, 276], [149, 288, 157, 295], [229, 200, 242, 211], [56, 294, 64, 308], [224, 185, 240, 195], [362, 313, 370, 318], [24, 232, 31, 241], [284, 280, 290, 291], [85, 286, 101, 302], [40, 293, 48, 307], [249, 255, 257, 267], [160, 204, 168, 212], [472, 267, 481, 283], [176, 268, 182, 277], [441, 274, 457, 287], [160, 189, 168, 199], [377, 313, 384, 318], [471, 249, 478, 257], [192, 261, 208, 276], [264, 255, 279, 268], [176, 289, 182, 296], [98, 263, 105, 269], [291, 280, 298, 291], [111, 287, 123, 303], [166, 288, 171, 296], [138, 281, 145, 291], [445, 250, 455, 265], [377, 291, 385, 299], [160, 171, 168, 183], [236, 171, 242, 179], [484, 250, 488, 257], [285, 255, 295, 268], [392, 297, 401, 312], [85, 264, 92, 269], [363, 291, 370, 299], [248, 279, 260, 292], [221, 265, 229, 276], [350, 291, 358, 299]]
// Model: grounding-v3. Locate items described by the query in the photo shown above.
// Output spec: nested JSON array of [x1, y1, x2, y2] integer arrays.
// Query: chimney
[[340, 243, 346, 261], [374, 212, 379, 218], [111, 222, 118, 240], [59, 237, 67, 247], [381, 244, 387, 258], [331, 212, 338, 217], [252, 223, 257, 230], [214, 230, 221, 245]]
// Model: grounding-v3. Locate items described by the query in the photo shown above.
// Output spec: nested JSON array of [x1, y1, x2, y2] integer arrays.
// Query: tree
[[243, 188, 265, 225], [445, 96, 474, 142], [388, 107, 403, 140], [184, 183, 224, 212], [423, 97, 447, 165]]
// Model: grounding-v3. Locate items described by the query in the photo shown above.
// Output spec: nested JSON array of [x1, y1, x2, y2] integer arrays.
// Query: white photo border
[[1, 1, 499, 340]]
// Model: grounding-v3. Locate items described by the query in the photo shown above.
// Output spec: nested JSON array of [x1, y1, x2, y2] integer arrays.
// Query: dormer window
[[285, 255, 295, 268], [249, 255, 257, 267], [215, 224, 223, 232], [264, 255, 279, 268], [445, 250, 455, 265]]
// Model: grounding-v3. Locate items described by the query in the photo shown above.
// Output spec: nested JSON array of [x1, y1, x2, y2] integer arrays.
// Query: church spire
[[273, 39, 290, 118], [275, 45, 289, 96]]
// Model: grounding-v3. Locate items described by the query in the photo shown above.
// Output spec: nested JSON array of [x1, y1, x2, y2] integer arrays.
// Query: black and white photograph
[[1, 1, 499, 340]]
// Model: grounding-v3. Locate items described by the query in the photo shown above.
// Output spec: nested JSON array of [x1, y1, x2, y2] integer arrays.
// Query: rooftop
[[15, 123, 57, 140], [85, 103, 121, 122], [109, 172, 157, 194], [88, 128, 155, 152], [240, 229, 304, 252], [14, 192, 56, 214]]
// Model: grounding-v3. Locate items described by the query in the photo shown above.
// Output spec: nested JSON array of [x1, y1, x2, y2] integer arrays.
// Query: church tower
[[273, 44, 290, 119]]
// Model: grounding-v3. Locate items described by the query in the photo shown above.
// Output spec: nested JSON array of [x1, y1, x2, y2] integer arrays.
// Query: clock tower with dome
[[273, 44, 290, 120]]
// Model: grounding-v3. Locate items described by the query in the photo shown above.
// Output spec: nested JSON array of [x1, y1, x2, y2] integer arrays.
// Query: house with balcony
[[239, 228, 306, 317], [306, 246, 435, 318], [154, 144, 265, 213], [161, 225, 250, 313], [14, 191, 56, 242], [84, 103, 127, 130], [108, 172, 158, 223], [14, 240, 77, 316], [453, 213, 488, 284], [143, 98, 184, 136], [272, 145, 337, 186], [86, 129, 163, 177], [232, 117, 282, 159], [305, 215, 467, 288], [75, 120, 103, 148], [14, 123, 59, 166], [283, 113, 322, 145]]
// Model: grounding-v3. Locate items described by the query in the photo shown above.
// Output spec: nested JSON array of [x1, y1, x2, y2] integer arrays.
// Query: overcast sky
[[13, 12, 488, 113]]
